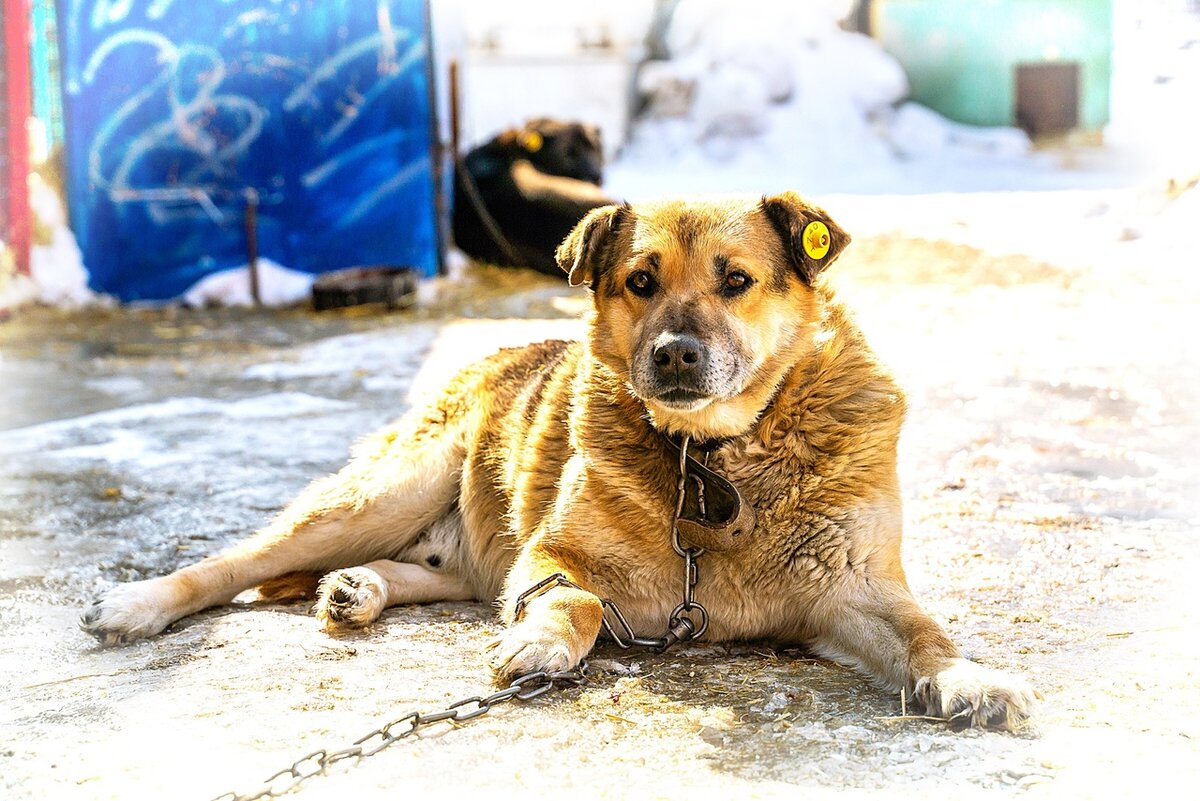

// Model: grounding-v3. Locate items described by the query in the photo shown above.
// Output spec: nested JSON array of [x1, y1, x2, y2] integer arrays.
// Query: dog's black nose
[[653, 334, 707, 378]]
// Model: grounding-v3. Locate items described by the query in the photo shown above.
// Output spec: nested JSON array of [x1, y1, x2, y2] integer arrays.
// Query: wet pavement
[[1, 218, 1198, 799]]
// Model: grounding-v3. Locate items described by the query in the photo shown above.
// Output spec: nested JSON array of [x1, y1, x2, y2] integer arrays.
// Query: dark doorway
[[1015, 62, 1081, 137]]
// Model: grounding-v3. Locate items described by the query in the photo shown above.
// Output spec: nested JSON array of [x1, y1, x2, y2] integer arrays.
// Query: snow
[[609, 1, 1053, 199], [181, 258, 315, 308], [0, 272, 39, 312], [0, 174, 97, 312], [27, 174, 95, 307], [887, 102, 1031, 160], [83, 376, 147, 396], [0, 393, 353, 467], [242, 324, 442, 382], [1106, 0, 1200, 182], [608, 0, 1199, 200], [623, 0, 907, 175], [241, 318, 583, 399], [0, 393, 351, 443]]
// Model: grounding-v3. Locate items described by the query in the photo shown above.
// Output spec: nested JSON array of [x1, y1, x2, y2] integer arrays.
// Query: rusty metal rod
[[244, 188, 260, 308]]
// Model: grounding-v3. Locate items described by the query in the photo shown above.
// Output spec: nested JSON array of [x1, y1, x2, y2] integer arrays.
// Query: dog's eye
[[723, 271, 753, 295], [626, 271, 656, 297]]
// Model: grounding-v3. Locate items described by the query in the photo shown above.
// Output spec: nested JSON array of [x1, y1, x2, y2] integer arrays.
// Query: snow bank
[[28, 174, 95, 307], [1107, 0, 1200, 184], [639, 0, 903, 142], [0, 175, 98, 312], [886, 102, 1030, 160], [612, 0, 1039, 198], [0, 252, 37, 312], [181, 259, 315, 308]]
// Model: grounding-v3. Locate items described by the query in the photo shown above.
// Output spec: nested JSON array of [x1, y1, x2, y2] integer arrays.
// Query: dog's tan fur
[[82, 192, 1035, 729]]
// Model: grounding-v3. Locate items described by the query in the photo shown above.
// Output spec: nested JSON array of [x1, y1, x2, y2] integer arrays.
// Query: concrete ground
[[1, 191, 1198, 800]]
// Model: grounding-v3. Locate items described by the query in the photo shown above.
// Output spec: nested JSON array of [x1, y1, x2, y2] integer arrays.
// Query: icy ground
[[2, 184, 1199, 799]]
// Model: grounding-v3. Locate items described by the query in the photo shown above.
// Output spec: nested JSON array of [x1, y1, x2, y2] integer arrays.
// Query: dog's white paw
[[916, 658, 1039, 731], [314, 567, 388, 629], [485, 620, 584, 683], [80, 579, 178, 645]]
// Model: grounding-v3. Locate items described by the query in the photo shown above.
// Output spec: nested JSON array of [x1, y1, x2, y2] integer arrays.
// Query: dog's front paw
[[485, 620, 586, 684], [916, 658, 1038, 731], [314, 567, 388, 629], [80, 579, 177, 646]]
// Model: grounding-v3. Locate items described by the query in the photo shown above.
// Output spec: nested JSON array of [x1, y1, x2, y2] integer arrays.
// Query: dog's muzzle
[[650, 333, 712, 407]]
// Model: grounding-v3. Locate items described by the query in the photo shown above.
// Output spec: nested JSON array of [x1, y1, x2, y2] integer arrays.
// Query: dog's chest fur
[[577, 428, 901, 643]]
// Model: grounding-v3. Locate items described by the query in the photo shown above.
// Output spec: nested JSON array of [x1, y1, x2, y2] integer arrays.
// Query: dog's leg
[[81, 415, 467, 645], [315, 508, 475, 627], [252, 571, 323, 603], [807, 576, 1037, 730], [485, 545, 604, 683], [314, 560, 475, 628]]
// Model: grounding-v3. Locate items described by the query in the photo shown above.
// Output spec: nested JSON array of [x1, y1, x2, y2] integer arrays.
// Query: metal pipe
[[244, 188, 260, 308]]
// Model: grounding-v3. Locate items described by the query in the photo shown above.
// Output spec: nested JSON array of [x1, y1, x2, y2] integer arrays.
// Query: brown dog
[[81, 192, 1036, 729]]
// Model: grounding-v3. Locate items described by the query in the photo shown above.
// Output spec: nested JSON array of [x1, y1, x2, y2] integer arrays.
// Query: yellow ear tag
[[802, 221, 831, 260], [522, 131, 543, 152]]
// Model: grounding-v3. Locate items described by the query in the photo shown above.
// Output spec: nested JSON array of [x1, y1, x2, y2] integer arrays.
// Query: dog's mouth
[[650, 388, 714, 411]]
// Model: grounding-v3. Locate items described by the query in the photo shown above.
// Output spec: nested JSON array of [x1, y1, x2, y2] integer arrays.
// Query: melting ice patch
[[0, 393, 352, 467], [242, 324, 442, 382]]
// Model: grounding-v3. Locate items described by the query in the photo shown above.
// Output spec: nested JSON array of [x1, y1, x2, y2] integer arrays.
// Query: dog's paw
[[80, 579, 177, 646], [485, 620, 584, 684], [314, 567, 388, 629], [916, 658, 1039, 731]]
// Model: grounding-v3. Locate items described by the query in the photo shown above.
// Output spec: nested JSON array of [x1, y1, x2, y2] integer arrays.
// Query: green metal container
[[872, 0, 1113, 133]]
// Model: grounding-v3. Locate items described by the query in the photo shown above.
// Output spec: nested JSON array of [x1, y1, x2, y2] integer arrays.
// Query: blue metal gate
[[59, 0, 441, 301]]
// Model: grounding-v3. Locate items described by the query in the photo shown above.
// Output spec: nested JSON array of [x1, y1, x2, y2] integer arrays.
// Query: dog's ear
[[758, 192, 850, 285], [556, 203, 631, 288], [496, 125, 544, 154]]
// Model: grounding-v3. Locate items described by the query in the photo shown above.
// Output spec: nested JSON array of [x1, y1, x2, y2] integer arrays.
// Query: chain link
[[210, 435, 710, 801], [210, 664, 588, 801]]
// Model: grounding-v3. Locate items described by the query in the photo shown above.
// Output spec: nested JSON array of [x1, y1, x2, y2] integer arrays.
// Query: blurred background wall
[[872, 0, 1113, 134], [2, 0, 1198, 307]]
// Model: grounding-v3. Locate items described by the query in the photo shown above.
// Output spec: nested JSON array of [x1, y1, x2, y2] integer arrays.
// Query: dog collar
[[661, 434, 755, 553]]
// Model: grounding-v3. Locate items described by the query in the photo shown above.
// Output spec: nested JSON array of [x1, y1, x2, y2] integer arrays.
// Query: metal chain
[[453, 151, 525, 266], [209, 665, 588, 801], [210, 435, 707, 801]]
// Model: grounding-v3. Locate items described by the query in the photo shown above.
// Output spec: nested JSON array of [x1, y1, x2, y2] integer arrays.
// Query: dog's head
[[557, 192, 850, 440], [499, 118, 604, 184]]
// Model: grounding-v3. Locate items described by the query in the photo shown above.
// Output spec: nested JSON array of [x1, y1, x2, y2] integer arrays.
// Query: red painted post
[[2, 0, 32, 275]]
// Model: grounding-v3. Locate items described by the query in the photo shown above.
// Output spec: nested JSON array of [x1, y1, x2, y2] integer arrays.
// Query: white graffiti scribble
[[84, 0, 244, 31], [283, 32, 397, 112], [89, 0, 135, 29], [146, 0, 182, 21], [301, 131, 406, 189], [338, 155, 430, 229], [82, 30, 268, 224], [81, 28, 176, 83], [322, 40, 427, 147], [377, 0, 398, 66], [72, 0, 432, 236]]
